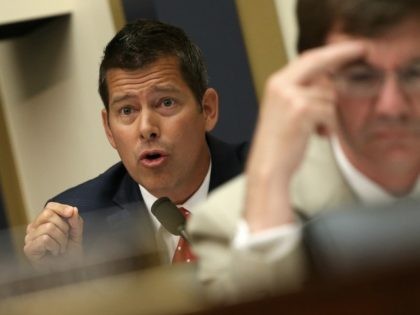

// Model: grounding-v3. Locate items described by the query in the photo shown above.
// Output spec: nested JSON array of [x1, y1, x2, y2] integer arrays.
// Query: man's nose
[[374, 74, 411, 119], [139, 110, 160, 140]]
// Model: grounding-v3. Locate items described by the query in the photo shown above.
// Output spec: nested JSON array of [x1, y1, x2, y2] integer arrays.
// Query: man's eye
[[161, 98, 175, 107], [344, 69, 379, 84], [401, 65, 420, 83], [120, 107, 133, 115]]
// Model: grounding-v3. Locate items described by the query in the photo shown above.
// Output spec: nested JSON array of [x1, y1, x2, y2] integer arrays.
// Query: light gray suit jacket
[[188, 136, 360, 303]]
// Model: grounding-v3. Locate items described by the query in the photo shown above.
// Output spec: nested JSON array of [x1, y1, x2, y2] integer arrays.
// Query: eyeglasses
[[332, 61, 420, 100]]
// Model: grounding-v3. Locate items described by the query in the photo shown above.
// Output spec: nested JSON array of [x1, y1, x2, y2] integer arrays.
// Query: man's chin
[[369, 148, 420, 174], [137, 176, 172, 195]]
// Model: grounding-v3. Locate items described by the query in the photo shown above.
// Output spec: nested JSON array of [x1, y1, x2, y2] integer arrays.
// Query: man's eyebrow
[[109, 85, 183, 106], [342, 58, 420, 70], [408, 57, 420, 66], [341, 59, 371, 69], [110, 92, 137, 106], [151, 84, 182, 93]]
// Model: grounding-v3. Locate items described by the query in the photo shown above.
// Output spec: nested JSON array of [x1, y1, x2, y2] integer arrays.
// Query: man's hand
[[245, 41, 366, 232], [24, 202, 84, 271]]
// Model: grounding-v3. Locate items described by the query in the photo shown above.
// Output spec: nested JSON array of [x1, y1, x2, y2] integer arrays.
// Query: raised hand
[[24, 202, 84, 271], [245, 41, 366, 232]]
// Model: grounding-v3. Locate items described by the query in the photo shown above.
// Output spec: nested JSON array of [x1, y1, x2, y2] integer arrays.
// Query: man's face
[[327, 18, 420, 182], [102, 56, 218, 203]]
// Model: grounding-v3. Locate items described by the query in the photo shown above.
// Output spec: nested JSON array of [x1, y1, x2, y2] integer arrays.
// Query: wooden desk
[[191, 263, 420, 315], [0, 263, 208, 315]]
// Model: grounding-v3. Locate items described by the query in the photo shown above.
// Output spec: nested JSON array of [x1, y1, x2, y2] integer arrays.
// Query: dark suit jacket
[[49, 135, 248, 265]]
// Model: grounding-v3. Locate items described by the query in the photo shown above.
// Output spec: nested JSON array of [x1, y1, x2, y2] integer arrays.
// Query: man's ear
[[201, 88, 219, 132], [101, 109, 117, 149]]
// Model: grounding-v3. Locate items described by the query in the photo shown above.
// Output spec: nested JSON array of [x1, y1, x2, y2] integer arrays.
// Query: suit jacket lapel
[[113, 171, 143, 206], [107, 170, 158, 257], [291, 136, 359, 217], [207, 134, 248, 192]]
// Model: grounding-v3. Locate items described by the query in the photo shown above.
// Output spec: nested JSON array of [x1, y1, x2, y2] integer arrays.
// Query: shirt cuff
[[232, 219, 302, 261]]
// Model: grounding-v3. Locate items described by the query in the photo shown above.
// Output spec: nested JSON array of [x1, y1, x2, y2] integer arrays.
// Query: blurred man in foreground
[[188, 0, 420, 303], [23, 20, 248, 270]]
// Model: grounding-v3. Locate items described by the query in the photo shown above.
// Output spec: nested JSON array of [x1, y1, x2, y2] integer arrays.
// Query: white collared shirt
[[234, 138, 420, 255], [140, 163, 211, 262], [331, 136, 420, 204]]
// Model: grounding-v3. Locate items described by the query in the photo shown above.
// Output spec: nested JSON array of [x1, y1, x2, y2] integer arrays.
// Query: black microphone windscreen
[[151, 197, 185, 236]]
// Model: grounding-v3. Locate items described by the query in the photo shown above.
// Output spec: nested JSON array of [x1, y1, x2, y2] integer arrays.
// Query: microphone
[[151, 197, 191, 243]]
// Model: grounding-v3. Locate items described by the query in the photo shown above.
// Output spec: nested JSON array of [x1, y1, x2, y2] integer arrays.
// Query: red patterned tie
[[172, 207, 197, 264]]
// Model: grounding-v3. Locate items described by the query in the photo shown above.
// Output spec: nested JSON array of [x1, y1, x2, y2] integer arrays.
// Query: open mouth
[[145, 152, 162, 161], [140, 150, 167, 167]]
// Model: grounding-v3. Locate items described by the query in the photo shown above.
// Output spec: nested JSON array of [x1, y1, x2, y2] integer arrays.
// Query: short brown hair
[[98, 19, 208, 110], [297, 0, 420, 53]]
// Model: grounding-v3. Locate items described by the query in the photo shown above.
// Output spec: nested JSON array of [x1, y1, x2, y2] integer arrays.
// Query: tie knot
[[172, 206, 196, 264], [178, 207, 191, 219]]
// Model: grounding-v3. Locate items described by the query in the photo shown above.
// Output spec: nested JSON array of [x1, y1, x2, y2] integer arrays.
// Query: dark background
[[0, 184, 15, 263], [0, 189, 8, 230]]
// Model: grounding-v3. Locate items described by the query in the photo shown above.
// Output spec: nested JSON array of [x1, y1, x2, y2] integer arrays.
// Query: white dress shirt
[[331, 137, 420, 204], [234, 137, 420, 255], [140, 164, 211, 263]]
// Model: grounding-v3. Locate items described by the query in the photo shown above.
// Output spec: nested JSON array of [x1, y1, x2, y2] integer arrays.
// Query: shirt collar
[[140, 162, 212, 229], [331, 136, 420, 205]]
